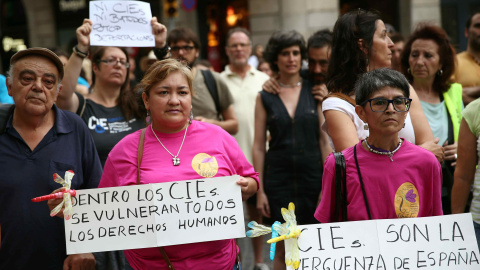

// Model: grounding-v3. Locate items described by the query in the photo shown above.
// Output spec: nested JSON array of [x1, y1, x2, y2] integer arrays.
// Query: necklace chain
[[364, 137, 403, 162], [278, 79, 302, 88], [150, 124, 188, 166], [469, 53, 480, 66]]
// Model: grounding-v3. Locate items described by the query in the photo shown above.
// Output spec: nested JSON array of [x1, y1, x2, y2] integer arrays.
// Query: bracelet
[[153, 43, 170, 60], [73, 45, 89, 59]]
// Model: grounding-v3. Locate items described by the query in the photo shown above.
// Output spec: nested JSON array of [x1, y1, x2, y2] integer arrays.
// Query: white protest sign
[[65, 175, 245, 254], [89, 1, 154, 47], [286, 214, 480, 270]]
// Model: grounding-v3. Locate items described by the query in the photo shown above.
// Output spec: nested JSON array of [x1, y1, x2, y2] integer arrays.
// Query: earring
[[189, 110, 193, 124], [146, 111, 151, 124], [407, 68, 411, 74], [436, 69, 443, 76], [363, 123, 369, 130]]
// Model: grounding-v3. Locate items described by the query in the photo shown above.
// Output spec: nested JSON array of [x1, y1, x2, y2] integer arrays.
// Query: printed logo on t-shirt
[[394, 182, 420, 218], [191, 153, 218, 178], [87, 116, 136, 134]]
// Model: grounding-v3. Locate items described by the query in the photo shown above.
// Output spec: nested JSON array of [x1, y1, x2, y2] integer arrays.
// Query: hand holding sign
[[151, 16, 167, 48]]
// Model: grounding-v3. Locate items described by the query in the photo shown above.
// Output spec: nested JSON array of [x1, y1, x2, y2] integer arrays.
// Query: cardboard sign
[[65, 175, 245, 254], [89, 1, 154, 47], [285, 213, 480, 270]]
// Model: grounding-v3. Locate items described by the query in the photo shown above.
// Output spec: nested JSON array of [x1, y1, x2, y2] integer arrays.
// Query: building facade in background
[[1, 0, 478, 73]]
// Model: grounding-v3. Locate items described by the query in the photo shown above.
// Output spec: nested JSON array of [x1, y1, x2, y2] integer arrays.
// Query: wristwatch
[[72, 45, 89, 59]]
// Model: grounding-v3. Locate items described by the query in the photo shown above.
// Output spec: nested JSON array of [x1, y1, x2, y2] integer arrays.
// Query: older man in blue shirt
[[0, 48, 102, 269]]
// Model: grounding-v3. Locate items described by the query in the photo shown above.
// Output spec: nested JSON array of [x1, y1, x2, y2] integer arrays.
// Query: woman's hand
[[76, 19, 92, 53], [63, 253, 95, 270], [256, 191, 270, 218], [444, 141, 458, 166], [151, 16, 167, 48], [47, 187, 66, 218], [418, 137, 445, 163], [236, 177, 257, 201]]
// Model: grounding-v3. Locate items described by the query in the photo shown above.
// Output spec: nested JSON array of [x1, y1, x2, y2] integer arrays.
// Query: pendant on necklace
[[388, 153, 393, 162], [173, 157, 180, 166]]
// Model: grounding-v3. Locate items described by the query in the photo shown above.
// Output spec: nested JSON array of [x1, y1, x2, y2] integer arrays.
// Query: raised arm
[[252, 93, 270, 218], [56, 19, 92, 113]]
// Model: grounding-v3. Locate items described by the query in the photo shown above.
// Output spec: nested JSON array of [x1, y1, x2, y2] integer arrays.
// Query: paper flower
[[49, 170, 75, 220], [246, 202, 301, 269]]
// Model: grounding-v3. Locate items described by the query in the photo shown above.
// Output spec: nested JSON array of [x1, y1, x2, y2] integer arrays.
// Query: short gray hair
[[355, 68, 410, 105]]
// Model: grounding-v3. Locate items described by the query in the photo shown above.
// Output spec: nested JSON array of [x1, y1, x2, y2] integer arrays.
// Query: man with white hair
[[0, 48, 102, 269]]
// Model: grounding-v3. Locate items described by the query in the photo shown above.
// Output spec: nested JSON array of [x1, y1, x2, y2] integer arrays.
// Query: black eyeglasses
[[99, 58, 130, 68], [361, 97, 412, 112], [170, 45, 196, 53]]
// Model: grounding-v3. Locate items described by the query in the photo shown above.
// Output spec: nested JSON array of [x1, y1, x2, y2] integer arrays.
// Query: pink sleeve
[[223, 131, 259, 188], [314, 153, 336, 223], [98, 157, 119, 188]]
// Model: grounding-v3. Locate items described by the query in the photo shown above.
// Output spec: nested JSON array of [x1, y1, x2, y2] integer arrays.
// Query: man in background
[[167, 27, 238, 134], [455, 11, 480, 105], [220, 28, 270, 270]]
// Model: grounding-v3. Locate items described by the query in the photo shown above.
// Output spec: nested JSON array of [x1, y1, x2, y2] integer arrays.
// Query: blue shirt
[[0, 105, 102, 269], [0, 75, 14, 104]]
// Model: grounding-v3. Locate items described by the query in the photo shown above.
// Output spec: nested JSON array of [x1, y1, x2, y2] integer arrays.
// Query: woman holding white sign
[[57, 17, 167, 167], [315, 68, 443, 223], [99, 59, 259, 270]]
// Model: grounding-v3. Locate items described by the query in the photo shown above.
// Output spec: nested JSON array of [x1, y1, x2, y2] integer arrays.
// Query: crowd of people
[[0, 8, 480, 270]]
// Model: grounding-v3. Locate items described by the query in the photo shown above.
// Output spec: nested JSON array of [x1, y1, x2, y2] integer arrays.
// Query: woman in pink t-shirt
[[315, 68, 442, 223], [99, 59, 259, 270]]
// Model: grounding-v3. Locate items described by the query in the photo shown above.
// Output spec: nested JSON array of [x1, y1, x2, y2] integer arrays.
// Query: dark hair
[[466, 10, 480, 29], [327, 9, 381, 94], [264, 30, 307, 73], [307, 29, 333, 50], [390, 33, 404, 44], [225, 27, 252, 45], [167, 27, 200, 49], [400, 24, 456, 94], [355, 68, 410, 105], [91, 46, 139, 121], [49, 47, 69, 59]]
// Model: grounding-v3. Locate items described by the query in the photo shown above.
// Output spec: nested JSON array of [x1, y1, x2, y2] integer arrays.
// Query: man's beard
[[469, 36, 480, 53], [310, 72, 326, 85], [174, 57, 195, 69]]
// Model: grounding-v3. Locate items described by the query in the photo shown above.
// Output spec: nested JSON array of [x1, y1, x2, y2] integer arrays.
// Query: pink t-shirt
[[99, 121, 259, 270], [315, 140, 442, 223]]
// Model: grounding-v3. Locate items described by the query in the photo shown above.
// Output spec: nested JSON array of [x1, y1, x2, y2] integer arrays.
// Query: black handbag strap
[[354, 145, 372, 220], [333, 152, 347, 222], [200, 69, 221, 119]]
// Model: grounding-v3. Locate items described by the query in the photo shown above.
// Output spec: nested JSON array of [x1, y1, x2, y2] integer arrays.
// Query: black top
[[77, 95, 145, 167], [260, 79, 323, 224]]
